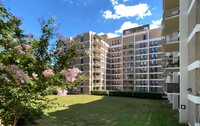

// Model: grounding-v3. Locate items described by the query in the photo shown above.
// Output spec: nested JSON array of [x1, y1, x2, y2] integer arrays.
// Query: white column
[[179, 0, 189, 123]]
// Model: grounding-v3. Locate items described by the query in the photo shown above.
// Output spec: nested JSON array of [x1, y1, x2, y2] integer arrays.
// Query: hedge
[[90, 90, 164, 99], [91, 90, 109, 96], [109, 90, 133, 97]]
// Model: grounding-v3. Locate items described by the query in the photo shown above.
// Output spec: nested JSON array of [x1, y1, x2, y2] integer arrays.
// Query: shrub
[[109, 90, 133, 97], [91, 90, 109, 96], [133, 92, 163, 99]]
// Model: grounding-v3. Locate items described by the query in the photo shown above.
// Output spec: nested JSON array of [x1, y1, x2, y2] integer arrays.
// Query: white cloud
[[110, 0, 118, 6], [102, 10, 120, 19], [115, 21, 140, 33], [150, 18, 162, 29], [102, 2, 152, 20], [123, 0, 129, 2], [98, 32, 120, 39]]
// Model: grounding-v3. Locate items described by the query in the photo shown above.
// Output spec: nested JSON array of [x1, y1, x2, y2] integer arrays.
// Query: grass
[[34, 95, 187, 126]]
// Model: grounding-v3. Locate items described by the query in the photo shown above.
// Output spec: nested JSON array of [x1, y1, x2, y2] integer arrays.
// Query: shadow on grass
[[35, 95, 188, 126]]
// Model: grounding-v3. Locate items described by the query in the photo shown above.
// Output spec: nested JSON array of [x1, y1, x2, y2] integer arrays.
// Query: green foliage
[[91, 90, 109, 96], [109, 90, 133, 97], [133, 92, 163, 99], [0, 5, 86, 126]]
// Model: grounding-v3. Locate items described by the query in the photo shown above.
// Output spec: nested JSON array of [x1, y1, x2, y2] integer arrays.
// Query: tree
[[0, 5, 86, 126]]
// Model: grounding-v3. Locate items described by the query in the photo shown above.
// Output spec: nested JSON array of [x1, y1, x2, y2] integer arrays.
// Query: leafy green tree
[[0, 5, 86, 126]]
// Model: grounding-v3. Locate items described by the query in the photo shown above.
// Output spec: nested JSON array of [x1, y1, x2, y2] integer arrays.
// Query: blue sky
[[2, 0, 162, 38]]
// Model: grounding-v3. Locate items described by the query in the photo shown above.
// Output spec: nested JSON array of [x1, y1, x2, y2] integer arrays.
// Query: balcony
[[162, 83, 180, 93], [163, 32, 179, 52], [93, 75, 102, 80], [93, 38, 103, 46], [93, 54, 102, 60], [165, 6, 179, 19], [93, 46, 102, 53], [93, 61, 102, 66], [163, 57, 179, 73], [93, 68, 102, 73]]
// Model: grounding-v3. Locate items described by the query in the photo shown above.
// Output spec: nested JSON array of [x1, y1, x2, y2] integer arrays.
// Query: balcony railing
[[93, 46, 102, 50], [94, 54, 102, 59], [94, 68, 102, 72], [166, 6, 179, 18], [164, 57, 179, 68], [93, 38, 103, 46], [162, 83, 180, 93], [165, 32, 179, 43], [93, 76, 102, 79], [94, 61, 102, 65]]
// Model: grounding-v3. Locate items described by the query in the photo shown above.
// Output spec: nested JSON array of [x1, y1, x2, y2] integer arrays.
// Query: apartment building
[[163, 0, 200, 125], [64, 26, 164, 94], [105, 36, 124, 90], [64, 32, 109, 94], [162, 0, 180, 111], [122, 25, 164, 92]]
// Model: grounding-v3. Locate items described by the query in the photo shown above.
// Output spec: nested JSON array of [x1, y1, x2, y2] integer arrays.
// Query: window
[[151, 48, 154, 53], [112, 41, 115, 45], [154, 47, 158, 52], [143, 55, 147, 60], [143, 49, 147, 53], [143, 42, 146, 47], [154, 61, 158, 65], [81, 65, 84, 71], [140, 55, 143, 60], [81, 58, 84, 64], [140, 49, 143, 54], [154, 54, 158, 59], [140, 43, 143, 48], [143, 62, 147, 66], [155, 67, 158, 72], [155, 81, 158, 85], [140, 62, 143, 66], [150, 41, 154, 46], [154, 41, 158, 46], [152, 55, 155, 59], [155, 87, 158, 92], [143, 35, 146, 40]]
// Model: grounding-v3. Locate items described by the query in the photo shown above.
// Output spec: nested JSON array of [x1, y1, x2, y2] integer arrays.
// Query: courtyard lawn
[[34, 95, 187, 126]]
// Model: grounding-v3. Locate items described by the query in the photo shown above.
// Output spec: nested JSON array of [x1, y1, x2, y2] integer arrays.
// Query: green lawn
[[34, 95, 187, 126]]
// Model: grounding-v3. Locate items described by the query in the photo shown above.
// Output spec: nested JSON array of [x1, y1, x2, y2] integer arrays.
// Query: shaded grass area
[[35, 95, 187, 126]]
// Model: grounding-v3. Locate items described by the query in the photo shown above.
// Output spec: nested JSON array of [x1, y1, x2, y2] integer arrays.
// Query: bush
[[133, 92, 163, 99], [91, 90, 164, 99], [91, 90, 109, 96], [109, 90, 133, 97]]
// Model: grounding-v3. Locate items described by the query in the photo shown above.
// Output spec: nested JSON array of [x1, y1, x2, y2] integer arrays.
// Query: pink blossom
[[57, 89, 68, 96], [32, 72, 38, 78], [14, 45, 26, 55], [60, 67, 81, 82], [42, 69, 55, 77], [22, 44, 32, 50], [6, 64, 30, 83], [14, 45, 22, 51]]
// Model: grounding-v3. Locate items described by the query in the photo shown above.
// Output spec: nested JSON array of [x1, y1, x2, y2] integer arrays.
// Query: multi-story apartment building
[[65, 25, 164, 94], [163, 0, 200, 125], [105, 36, 124, 90], [122, 25, 164, 92], [162, 0, 180, 111], [64, 32, 109, 94]]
